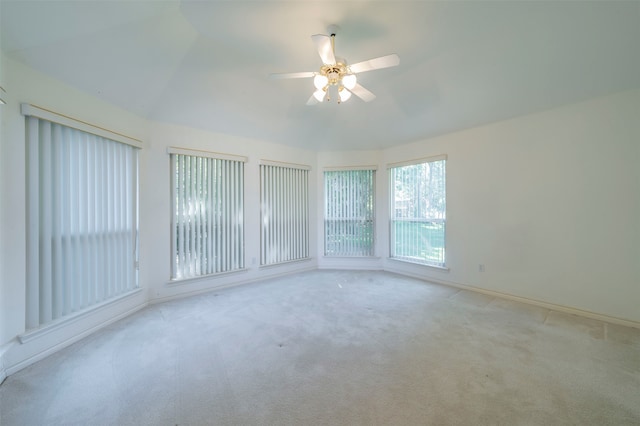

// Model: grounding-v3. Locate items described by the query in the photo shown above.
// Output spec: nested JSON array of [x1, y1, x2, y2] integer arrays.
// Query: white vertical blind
[[170, 152, 245, 279], [25, 116, 139, 329], [389, 158, 446, 267], [260, 163, 309, 265], [324, 169, 375, 256]]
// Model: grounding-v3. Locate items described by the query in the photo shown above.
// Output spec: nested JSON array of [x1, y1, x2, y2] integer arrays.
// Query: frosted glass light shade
[[342, 74, 357, 90], [313, 89, 326, 102], [314, 75, 328, 90], [339, 89, 352, 102]]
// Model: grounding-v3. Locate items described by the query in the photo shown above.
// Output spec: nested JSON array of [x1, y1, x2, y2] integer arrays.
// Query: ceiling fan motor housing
[[321, 63, 348, 85]]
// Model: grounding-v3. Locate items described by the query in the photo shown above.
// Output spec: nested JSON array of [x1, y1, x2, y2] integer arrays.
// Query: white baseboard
[[385, 265, 640, 329], [0, 340, 13, 385]]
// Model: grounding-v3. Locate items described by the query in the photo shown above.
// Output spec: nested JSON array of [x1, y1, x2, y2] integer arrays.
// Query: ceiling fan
[[270, 30, 400, 105]]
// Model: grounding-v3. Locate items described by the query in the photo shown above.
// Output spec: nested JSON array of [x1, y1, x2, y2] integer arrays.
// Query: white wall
[[381, 89, 640, 323]]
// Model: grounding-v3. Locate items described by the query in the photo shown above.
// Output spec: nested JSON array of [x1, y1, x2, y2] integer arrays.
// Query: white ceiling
[[2, 1, 639, 151]]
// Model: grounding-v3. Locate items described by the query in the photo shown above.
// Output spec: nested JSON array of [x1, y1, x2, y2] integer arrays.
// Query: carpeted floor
[[1, 270, 639, 425]]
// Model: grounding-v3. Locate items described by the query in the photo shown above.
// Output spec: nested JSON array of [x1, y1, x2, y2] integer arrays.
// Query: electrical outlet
[[478, 264, 485, 272]]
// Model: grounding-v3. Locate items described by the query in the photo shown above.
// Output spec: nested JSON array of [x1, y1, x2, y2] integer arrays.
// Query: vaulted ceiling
[[2, 1, 639, 150]]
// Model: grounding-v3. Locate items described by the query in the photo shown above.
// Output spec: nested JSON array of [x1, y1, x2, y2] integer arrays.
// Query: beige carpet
[[1, 270, 638, 425]]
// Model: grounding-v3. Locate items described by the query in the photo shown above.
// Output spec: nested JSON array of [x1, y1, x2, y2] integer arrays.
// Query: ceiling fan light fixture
[[342, 74, 357, 90], [313, 74, 328, 90]]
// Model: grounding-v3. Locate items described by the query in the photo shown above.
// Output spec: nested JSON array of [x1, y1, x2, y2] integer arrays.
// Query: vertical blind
[[25, 115, 139, 329], [389, 157, 446, 267], [260, 162, 309, 265], [170, 150, 245, 279], [324, 169, 375, 256]]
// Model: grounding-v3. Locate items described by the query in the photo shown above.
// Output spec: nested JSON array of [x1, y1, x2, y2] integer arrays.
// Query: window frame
[[323, 167, 376, 257], [388, 155, 447, 268], [22, 104, 141, 330], [259, 160, 310, 266], [168, 147, 247, 281]]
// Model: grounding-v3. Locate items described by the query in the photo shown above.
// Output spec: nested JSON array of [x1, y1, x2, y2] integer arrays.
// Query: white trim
[[167, 146, 247, 163], [20, 103, 143, 149], [18, 288, 143, 344], [323, 165, 378, 171], [387, 154, 447, 169], [260, 159, 312, 170], [0, 339, 14, 384]]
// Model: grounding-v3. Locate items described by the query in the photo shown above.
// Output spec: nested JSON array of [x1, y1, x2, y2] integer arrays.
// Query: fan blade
[[350, 83, 376, 102], [307, 89, 326, 105], [311, 34, 336, 65], [269, 71, 315, 79], [306, 94, 319, 106], [349, 54, 399, 74]]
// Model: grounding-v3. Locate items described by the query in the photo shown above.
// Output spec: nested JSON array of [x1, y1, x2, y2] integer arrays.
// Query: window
[[260, 161, 309, 265], [389, 156, 446, 267], [324, 169, 375, 256], [24, 105, 140, 329], [169, 148, 246, 279]]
